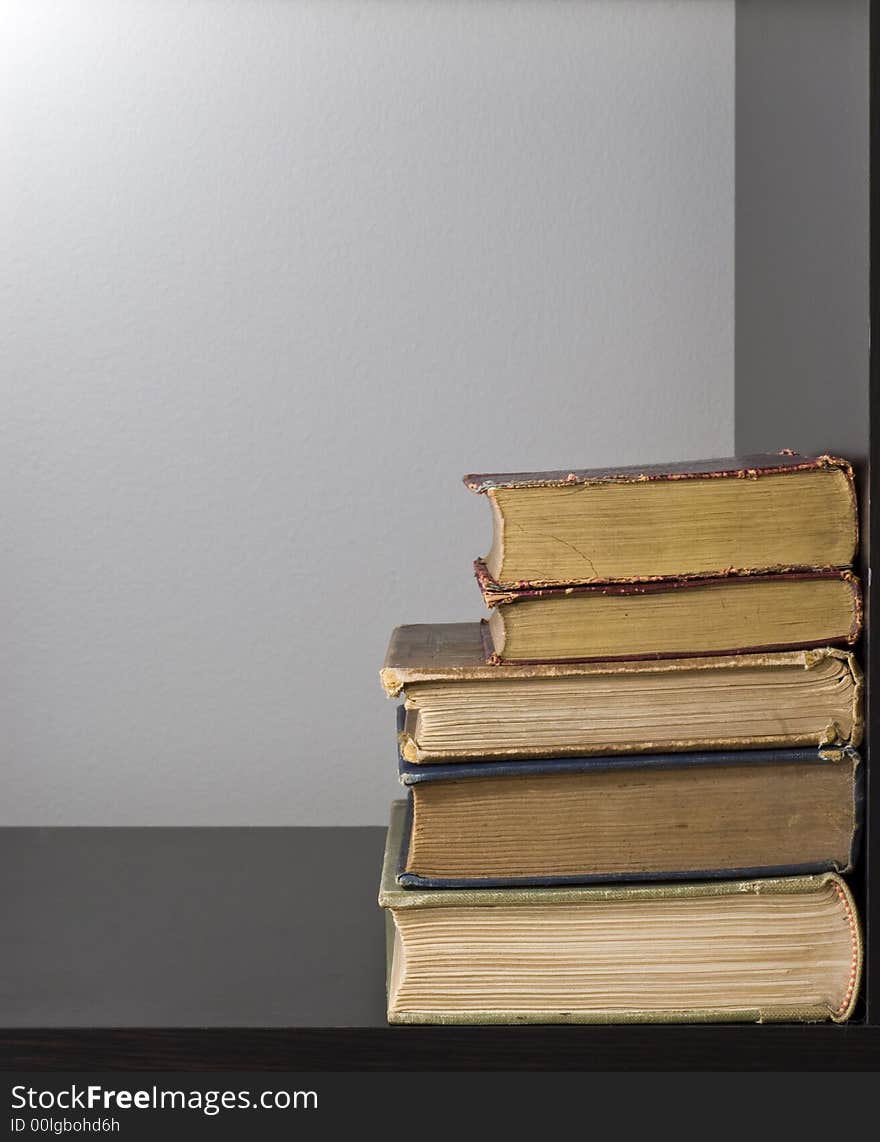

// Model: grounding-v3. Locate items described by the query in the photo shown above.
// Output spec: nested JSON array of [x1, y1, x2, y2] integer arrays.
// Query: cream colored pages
[[399, 648, 861, 761], [388, 885, 858, 1023]]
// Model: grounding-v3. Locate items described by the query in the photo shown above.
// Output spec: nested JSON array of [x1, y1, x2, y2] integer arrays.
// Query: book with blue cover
[[394, 708, 862, 887]]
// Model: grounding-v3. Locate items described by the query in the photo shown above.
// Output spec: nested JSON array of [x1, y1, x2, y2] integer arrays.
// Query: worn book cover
[[382, 623, 863, 761], [394, 699, 862, 886], [476, 564, 862, 664], [465, 452, 858, 589], [380, 802, 863, 1025]]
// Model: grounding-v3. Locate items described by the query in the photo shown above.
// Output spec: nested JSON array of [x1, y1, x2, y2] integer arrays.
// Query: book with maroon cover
[[464, 452, 857, 590], [475, 564, 862, 665]]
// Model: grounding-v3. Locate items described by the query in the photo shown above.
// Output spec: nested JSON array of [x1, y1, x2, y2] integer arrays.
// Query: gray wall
[[2, 0, 734, 824], [735, 0, 869, 465]]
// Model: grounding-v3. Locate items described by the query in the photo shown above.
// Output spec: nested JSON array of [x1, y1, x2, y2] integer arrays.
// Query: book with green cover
[[379, 801, 862, 1025]]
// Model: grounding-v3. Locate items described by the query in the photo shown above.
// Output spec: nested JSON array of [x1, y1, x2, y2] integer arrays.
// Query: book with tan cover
[[380, 802, 862, 1025], [381, 623, 863, 762]]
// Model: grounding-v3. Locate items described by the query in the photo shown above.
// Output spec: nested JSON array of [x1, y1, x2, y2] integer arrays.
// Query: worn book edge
[[393, 700, 860, 777], [476, 558, 862, 614], [381, 623, 865, 695], [463, 451, 854, 492], [475, 556, 862, 595], [465, 453, 858, 589], [379, 802, 860, 911], [398, 708, 865, 763], [381, 627, 864, 752], [475, 564, 863, 663], [394, 763, 863, 887], [394, 714, 863, 885]]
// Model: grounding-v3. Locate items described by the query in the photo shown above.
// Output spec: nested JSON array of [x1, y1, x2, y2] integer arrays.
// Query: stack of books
[[378, 452, 864, 1025]]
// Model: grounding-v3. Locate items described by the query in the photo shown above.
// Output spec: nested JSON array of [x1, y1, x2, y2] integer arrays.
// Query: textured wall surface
[[735, 0, 869, 466], [1, 0, 734, 823]]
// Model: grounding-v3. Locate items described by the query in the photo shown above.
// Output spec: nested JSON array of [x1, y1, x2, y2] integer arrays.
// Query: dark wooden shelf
[[5, 1024, 880, 1072], [2, 825, 880, 1071]]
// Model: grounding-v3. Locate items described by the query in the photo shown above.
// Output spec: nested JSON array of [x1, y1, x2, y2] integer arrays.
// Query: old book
[[464, 452, 857, 588], [477, 566, 862, 664], [396, 728, 862, 886], [380, 802, 862, 1025], [381, 623, 863, 762]]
